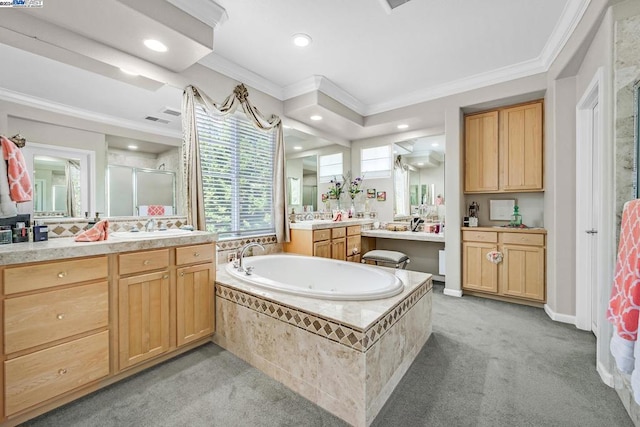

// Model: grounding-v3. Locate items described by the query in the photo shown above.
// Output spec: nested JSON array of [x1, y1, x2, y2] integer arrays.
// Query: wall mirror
[[107, 165, 176, 217], [21, 142, 95, 218], [634, 79, 640, 198], [393, 135, 445, 220]]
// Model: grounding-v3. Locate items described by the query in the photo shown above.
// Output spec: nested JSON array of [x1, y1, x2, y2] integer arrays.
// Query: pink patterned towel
[[0, 136, 32, 202], [75, 219, 110, 242]]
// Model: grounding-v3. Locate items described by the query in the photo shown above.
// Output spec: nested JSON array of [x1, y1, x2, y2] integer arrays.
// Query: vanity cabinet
[[462, 228, 546, 304], [284, 224, 363, 262], [464, 100, 543, 193], [2, 256, 110, 417]]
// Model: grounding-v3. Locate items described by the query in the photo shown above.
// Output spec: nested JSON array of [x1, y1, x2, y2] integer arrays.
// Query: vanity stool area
[[0, 232, 217, 427]]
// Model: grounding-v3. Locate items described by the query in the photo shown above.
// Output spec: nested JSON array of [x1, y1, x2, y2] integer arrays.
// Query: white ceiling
[[0, 0, 589, 152]]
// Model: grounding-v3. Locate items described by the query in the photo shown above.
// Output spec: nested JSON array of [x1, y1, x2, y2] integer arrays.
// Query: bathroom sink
[[110, 229, 193, 240]]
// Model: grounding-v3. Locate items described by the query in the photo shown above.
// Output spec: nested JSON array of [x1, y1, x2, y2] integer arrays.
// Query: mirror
[[21, 142, 95, 218], [394, 135, 445, 221], [634, 79, 640, 198], [107, 165, 176, 216]]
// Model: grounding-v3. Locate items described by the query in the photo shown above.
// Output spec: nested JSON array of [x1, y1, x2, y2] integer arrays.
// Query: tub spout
[[238, 242, 265, 272]]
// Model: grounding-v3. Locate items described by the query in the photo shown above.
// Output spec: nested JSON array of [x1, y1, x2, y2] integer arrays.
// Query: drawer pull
[[163, 274, 169, 279], [57, 271, 67, 278], [143, 260, 150, 266], [180, 272, 185, 277], [56, 313, 65, 320], [194, 252, 200, 257], [58, 368, 67, 375]]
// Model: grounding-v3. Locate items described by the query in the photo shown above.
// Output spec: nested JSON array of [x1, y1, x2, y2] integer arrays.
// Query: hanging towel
[[0, 136, 32, 202], [607, 199, 640, 403], [0, 146, 17, 218], [75, 219, 109, 242], [147, 205, 165, 216]]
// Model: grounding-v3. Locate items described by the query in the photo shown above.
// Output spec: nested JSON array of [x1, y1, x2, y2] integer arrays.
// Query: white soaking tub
[[225, 254, 403, 300]]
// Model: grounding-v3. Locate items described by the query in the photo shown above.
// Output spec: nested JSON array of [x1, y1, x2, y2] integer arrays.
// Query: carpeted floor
[[26, 283, 632, 427]]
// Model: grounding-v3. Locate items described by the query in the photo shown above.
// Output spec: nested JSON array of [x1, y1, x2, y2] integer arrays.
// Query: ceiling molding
[[284, 75, 366, 116], [197, 53, 284, 100], [165, 0, 228, 30], [0, 88, 182, 139], [539, 0, 591, 69]]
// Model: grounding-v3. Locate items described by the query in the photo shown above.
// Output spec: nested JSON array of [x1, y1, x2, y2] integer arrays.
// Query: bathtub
[[225, 254, 403, 300]]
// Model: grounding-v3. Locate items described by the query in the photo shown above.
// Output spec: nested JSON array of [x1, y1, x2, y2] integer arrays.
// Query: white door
[[589, 101, 600, 335]]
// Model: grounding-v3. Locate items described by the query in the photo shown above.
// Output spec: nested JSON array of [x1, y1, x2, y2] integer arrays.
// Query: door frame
[[575, 67, 615, 386]]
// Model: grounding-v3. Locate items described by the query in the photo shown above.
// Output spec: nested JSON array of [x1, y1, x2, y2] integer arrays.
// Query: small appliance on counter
[[467, 201, 479, 227], [410, 217, 424, 232], [33, 220, 49, 242]]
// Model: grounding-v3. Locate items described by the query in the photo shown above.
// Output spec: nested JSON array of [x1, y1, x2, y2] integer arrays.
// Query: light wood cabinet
[[464, 100, 543, 193], [462, 228, 546, 303], [176, 263, 215, 347], [284, 224, 363, 262]]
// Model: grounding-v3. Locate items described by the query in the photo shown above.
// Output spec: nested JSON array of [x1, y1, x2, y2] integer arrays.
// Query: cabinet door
[[314, 240, 331, 258], [464, 111, 499, 192], [462, 242, 498, 293], [177, 264, 215, 347], [500, 244, 545, 301], [118, 271, 170, 370], [346, 235, 361, 261], [331, 238, 346, 261], [500, 102, 543, 191]]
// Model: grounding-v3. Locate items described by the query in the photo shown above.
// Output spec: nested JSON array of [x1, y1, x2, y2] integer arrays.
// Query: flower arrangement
[[348, 175, 364, 200], [326, 176, 345, 200], [325, 172, 365, 201]]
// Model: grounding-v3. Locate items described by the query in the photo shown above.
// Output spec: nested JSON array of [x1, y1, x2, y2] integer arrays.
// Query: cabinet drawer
[[501, 232, 545, 246], [5, 281, 108, 354], [4, 256, 107, 295], [347, 225, 361, 236], [119, 249, 169, 275], [462, 230, 497, 243], [332, 227, 346, 239], [5, 331, 109, 416], [313, 229, 331, 242], [176, 244, 215, 266]]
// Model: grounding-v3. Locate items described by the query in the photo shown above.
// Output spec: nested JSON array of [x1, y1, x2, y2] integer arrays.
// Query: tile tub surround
[[214, 266, 432, 426], [215, 234, 282, 265], [0, 230, 216, 265]]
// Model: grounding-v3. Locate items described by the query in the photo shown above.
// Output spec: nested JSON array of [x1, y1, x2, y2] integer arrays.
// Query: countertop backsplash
[[38, 216, 189, 238]]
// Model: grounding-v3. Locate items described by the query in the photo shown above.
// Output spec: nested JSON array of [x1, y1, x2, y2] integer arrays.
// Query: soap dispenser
[[510, 205, 522, 227]]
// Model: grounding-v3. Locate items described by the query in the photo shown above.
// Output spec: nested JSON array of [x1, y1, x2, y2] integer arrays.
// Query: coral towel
[[0, 136, 32, 202], [75, 219, 109, 242], [147, 205, 165, 216], [608, 199, 640, 404]]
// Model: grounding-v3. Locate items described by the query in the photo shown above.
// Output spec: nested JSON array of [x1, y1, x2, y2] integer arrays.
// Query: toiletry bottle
[[510, 205, 522, 227]]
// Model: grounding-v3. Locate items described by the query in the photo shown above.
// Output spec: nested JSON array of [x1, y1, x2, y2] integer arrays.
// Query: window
[[361, 145, 391, 178], [319, 152, 343, 183], [195, 107, 276, 239]]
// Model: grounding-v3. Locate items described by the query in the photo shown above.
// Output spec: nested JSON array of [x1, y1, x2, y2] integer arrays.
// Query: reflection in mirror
[[634, 80, 640, 198], [394, 135, 445, 221], [22, 142, 94, 218], [107, 165, 176, 216]]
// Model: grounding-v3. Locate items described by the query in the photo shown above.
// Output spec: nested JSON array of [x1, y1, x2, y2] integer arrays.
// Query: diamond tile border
[[42, 216, 188, 238], [215, 279, 431, 353]]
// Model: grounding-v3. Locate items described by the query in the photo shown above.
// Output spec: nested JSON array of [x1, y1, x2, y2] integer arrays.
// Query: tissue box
[[33, 225, 49, 242]]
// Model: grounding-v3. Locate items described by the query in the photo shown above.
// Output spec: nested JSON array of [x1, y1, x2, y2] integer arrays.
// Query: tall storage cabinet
[[464, 100, 543, 193]]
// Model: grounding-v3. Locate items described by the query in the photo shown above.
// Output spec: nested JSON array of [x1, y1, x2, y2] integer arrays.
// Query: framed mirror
[[107, 165, 176, 216]]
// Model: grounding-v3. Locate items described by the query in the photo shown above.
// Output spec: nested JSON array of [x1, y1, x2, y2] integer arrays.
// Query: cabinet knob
[[58, 368, 67, 375], [143, 260, 150, 266], [163, 274, 169, 279], [57, 271, 67, 278], [194, 252, 200, 257], [180, 272, 185, 277], [56, 313, 65, 320]]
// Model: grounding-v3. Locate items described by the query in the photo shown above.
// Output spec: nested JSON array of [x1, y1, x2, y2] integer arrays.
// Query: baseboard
[[432, 274, 445, 282], [443, 288, 462, 297], [598, 361, 614, 387], [544, 304, 576, 324]]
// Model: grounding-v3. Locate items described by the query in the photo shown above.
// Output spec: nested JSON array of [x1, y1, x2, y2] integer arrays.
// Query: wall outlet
[[227, 252, 237, 263]]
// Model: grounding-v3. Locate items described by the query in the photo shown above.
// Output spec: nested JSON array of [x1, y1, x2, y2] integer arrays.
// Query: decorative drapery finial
[[233, 84, 249, 103], [9, 134, 25, 148]]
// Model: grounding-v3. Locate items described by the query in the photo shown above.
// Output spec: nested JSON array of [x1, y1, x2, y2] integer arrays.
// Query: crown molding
[[0, 88, 182, 139], [198, 53, 284, 100], [165, 0, 228, 29], [284, 75, 366, 115], [539, 0, 591, 69]]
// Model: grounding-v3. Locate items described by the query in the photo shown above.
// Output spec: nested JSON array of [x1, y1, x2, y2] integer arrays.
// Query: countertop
[[461, 226, 547, 234], [289, 218, 374, 230], [361, 229, 445, 242], [0, 231, 217, 265]]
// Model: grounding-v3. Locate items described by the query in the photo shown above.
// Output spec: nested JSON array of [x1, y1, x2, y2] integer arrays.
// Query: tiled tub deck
[[214, 265, 433, 427]]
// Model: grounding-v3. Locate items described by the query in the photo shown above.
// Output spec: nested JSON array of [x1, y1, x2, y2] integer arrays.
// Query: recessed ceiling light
[[292, 33, 312, 47], [417, 162, 424, 166], [310, 115, 323, 121], [431, 142, 440, 147], [397, 124, 409, 130], [128, 145, 138, 150], [119, 68, 139, 76], [144, 39, 168, 52], [293, 146, 303, 150]]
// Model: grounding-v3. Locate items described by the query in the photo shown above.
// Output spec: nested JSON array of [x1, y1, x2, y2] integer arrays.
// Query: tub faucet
[[238, 242, 265, 272], [144, 218, 156, 232]]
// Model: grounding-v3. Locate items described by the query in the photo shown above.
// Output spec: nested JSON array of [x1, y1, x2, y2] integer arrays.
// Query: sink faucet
[[238, 242, 265, 272], [144, 218, 156, 232]]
